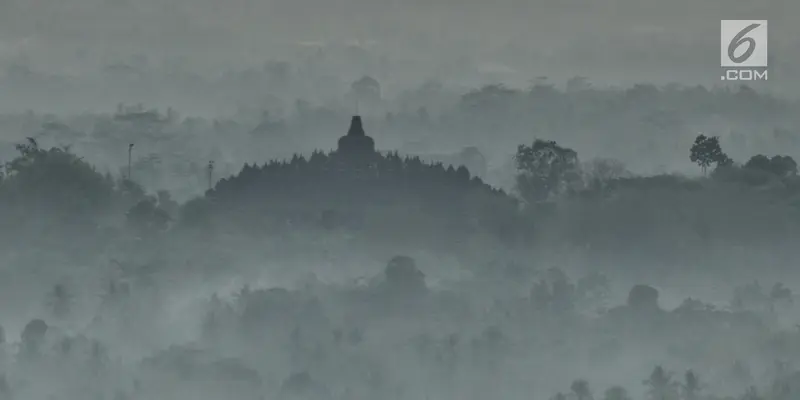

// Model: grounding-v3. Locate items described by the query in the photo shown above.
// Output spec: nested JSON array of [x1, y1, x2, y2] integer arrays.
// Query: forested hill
[[189, 117, 523, 246]]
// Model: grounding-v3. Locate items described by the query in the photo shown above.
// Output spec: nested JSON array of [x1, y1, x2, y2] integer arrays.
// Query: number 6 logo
[[721, 20, 768, 68], [728, 23, 760, 64]]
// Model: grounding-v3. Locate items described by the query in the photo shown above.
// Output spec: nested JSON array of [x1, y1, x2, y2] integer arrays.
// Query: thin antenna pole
[[127, 143, 134, 180], [207, 160, 215, 190]]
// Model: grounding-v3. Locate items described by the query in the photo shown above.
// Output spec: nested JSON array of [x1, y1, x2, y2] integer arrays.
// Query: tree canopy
[[689, 134, 731, 175], [514, 139, 581, 204]]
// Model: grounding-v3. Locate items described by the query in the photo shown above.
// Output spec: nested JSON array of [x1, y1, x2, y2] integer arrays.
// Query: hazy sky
[[0, 0, 797, 94]]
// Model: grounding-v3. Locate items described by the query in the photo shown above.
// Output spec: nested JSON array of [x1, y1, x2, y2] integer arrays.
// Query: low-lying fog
[[2, 1, 800, 399]]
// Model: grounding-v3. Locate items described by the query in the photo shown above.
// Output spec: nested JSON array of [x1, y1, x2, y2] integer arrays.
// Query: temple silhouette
[[201, 116, 522, 241], [335, 116, 376, 167]]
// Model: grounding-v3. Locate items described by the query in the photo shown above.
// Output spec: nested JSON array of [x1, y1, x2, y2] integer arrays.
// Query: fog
[[2, 1, 800, 399], [2, 0, 800, 111]]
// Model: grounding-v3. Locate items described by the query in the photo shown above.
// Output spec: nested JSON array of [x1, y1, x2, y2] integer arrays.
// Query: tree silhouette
[[769, 283, 793, 312], [3, 139, 114, 213], [47, 282, 73, 318], [744, 154, 798, 177], [681, 370, 702, 400], [770, 155, 798, 177], [741, 386, 763, 400], [126, 198, 171, 236], [571, 379, 593, 400], [20, 319, 48, 357], [383, 255, 427, 296], [514, 139, 581, 203], [643, 366, 678, 400], [627, 284, 660, 310], [689, 134, 730, 175], [603, 386, 631, 400]]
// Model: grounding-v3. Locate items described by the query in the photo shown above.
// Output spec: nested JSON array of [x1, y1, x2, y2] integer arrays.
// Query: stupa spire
[[337, 115, 375, 163], [347, 115, 365, 137]]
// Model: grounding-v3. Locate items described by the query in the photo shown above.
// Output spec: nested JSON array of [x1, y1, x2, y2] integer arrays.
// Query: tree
[[156, 190, 179, 216], [460, 84, 520, 115], [744, 154, 798, 177], [352, 76, 381, 101], [744, 154, 772, 173], [566, 76, 591, 92], [47, 282, 73, 318], [531, 268, 576, 313], [577, 272, 610, 308], [571, 379, 593, 400], [20, 319, 48, 357], [681, 370, 702, 400], [689, 134, 731, 175], [628, 284, 660, 310], [769, 283, 793, 311], [770, 155, 798, 177], [383, 255, 427, 295], [178, 198, 212, 230], [2, 138, 115, 221], [583, 158, 629, 190], [643, 366, 678, 400], [126, 197, 171, 236], [514, 139, 581, 203], [603, 386, 631, 400], [741, 386, 763, 400]]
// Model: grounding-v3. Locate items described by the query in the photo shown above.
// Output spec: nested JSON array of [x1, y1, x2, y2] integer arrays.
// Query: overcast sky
[[0, 0, 796, 93]]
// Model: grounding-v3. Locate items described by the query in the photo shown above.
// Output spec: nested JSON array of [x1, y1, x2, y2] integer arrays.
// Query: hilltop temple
[[204, 115, 523, 243], [335, 115, 376, 166]]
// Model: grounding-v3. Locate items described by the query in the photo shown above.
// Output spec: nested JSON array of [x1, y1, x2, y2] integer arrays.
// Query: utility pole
[[127, 143, 134, 180], [207, 160, 215, 191]]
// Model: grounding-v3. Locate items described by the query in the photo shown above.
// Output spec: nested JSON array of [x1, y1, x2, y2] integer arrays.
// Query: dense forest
[[1, 78, 800, 400]]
